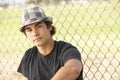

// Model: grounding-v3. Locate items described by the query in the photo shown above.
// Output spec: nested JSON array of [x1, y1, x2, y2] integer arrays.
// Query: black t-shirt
[[17, 41, 83, 80]]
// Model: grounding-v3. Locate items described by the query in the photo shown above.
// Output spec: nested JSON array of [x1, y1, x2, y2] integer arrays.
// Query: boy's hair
[[44, 21, 56, 36]]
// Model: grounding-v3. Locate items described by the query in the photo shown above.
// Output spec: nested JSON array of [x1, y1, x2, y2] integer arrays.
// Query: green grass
[[45, 2, 120, 35], [0, 1, 120, 53]]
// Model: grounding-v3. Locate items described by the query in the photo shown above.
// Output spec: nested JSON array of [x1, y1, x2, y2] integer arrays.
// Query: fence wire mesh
[[0, 0, 120, 80]]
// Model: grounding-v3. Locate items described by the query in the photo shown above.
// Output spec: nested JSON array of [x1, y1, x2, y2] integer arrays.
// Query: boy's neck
[[37, 39, 55, 56]]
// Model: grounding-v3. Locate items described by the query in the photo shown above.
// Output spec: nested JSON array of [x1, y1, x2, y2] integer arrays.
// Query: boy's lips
[[33, 37, 42, 42]]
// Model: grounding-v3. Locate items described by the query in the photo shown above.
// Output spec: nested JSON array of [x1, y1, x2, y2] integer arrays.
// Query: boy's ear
[[49, 26, 52, 31]]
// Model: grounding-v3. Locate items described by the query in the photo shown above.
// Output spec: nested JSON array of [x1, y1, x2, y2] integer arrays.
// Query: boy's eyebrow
[[35, 21, 42, 27], [24, 26, 30, 30], [24, 21, 43, 30]]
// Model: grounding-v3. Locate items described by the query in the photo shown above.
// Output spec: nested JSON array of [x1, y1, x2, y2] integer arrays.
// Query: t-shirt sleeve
[[17, 51, 29, 78], [62, 47, 82, 64]]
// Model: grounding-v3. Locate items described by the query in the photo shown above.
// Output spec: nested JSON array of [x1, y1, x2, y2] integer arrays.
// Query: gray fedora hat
[[20, 6, 52, 32]]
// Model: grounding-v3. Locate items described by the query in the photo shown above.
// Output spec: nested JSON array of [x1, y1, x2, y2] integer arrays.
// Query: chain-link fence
[[0, 0, 120, 80]]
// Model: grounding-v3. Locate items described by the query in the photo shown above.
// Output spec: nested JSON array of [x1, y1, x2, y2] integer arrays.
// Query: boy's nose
[[32, 29, 39, 36]]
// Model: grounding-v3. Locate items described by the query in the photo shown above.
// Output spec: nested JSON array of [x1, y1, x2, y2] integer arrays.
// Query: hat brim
[[19, 17, 52, 32]]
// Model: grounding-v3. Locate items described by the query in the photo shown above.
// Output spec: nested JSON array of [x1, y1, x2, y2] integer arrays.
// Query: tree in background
[[26, 0, 68, 5], [26, 0, 42, 4]]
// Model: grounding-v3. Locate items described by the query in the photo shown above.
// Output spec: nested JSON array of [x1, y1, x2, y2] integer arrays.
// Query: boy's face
[[25, 21, 52, 47]]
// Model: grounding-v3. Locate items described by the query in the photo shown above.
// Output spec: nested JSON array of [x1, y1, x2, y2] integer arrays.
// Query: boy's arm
[[51, 59, 83, 80]]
